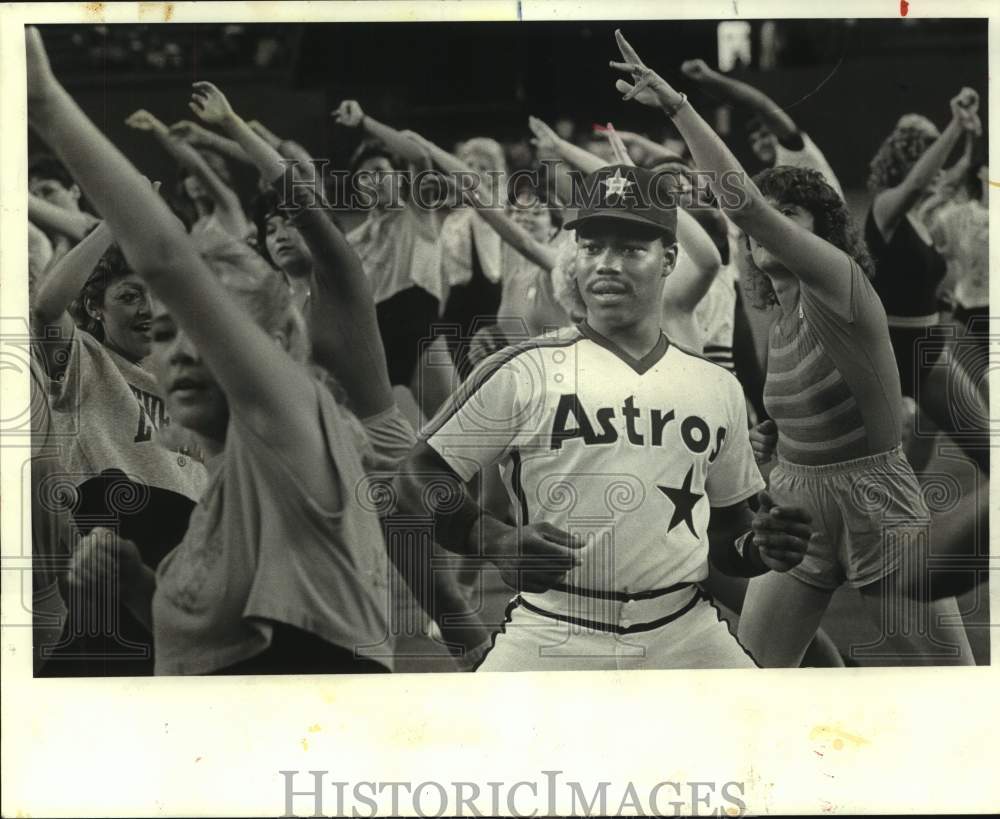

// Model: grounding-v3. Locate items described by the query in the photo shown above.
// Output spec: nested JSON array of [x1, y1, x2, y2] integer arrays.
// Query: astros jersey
[[422, 321, 764, 617]]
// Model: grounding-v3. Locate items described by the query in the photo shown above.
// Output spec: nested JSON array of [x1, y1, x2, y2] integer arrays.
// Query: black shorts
[[212, 623, 391, 675], [375, 286, 440, 386], [888, 325, 943, 399]]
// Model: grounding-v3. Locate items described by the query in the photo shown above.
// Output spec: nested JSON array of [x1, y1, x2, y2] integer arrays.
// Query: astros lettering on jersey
[[422, 320, 765, 626]]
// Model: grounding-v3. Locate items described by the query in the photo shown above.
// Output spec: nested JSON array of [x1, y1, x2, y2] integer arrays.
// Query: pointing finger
[[614, 29, 642, 65]]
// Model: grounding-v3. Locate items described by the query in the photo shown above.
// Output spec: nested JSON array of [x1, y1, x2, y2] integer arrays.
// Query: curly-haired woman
[[611, 29, 973, 666], [29, 28, 399, 675], [864, 93, 987, 474], [32, 218, 206, 675]]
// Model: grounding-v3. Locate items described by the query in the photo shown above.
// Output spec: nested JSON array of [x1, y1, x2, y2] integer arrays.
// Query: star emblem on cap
[[602, 169, 633, 200], [657, 466, 704, 539]]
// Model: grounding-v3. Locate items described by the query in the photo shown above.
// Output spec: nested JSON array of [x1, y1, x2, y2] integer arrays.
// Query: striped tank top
[[762, 261, 903, 467]]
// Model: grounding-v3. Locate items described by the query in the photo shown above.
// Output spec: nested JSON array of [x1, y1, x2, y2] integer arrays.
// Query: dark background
[[25, 19, 991, 668], [31, 19, 988, 212]]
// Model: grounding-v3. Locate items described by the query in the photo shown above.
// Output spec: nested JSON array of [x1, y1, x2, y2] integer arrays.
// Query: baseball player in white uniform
[[393, 165, 817, 670]]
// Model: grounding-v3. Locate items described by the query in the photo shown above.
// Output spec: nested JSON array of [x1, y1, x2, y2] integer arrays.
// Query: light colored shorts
[[475, 584, 759, 671], [769, 446, 930, 591]]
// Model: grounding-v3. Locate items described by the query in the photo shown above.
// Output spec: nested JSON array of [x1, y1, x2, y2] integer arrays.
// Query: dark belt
[[548, 581, 692, 602], [518, 588, 703, 635]]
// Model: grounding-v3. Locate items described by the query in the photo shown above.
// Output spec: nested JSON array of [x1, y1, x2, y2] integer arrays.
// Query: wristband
[[733, 530, 769, 576], [663, 92, 689, 119], [734, 530, 753, 560]]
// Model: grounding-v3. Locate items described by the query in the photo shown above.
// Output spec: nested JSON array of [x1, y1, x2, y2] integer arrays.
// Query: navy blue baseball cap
[[563, 164, 678, 241]]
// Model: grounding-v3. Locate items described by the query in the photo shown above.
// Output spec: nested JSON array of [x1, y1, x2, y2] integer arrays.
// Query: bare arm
[[662, 210, 723, 314], [242, 118, 317, 166], [169, 120, 254, 166], [613, 32, 855, 309], [607, 128, 686, 164], [940, 130, 976, 188], [33, 219, 112, 325], [28, 194, 98, 242], [680, 58, 798, 142], [332, 99, 431, 168], [27, 28, 330, 491], [872, 117, 967, 241], [409, 132, 559, 272], [276, 139, 315, 166], [528, 115, 603, 174], [522, 118, 580, 206], [189, 82, 285, 182], [190, 82, 394, 419], [126, 108, 247, 237], [31, 220, 114, 375], [285, 174, 395, 418]]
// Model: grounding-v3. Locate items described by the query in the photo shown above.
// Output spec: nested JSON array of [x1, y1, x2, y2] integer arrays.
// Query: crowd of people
[[24, 24, 989, 675]]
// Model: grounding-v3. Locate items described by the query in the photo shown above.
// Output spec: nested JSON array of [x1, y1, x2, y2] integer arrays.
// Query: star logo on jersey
[[602, 169, 633, 201], [657, 466, 703, 538]]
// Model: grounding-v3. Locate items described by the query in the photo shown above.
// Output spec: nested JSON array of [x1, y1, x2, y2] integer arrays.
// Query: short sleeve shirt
[[422, 322, 764, 604]]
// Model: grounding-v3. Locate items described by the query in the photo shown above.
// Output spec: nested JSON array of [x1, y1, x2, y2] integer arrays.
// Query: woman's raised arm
[[31, 220, 114, 375], [125, 107, 247, 237], [611, 29, 855, 310], [168, 119, 255, 167], [28, 193, 98, 242], [408, 131, 560, 272], [27, 28, 326, 482], [871, 90, 978, 241], [332, 100, 432, 168], [190, 81, 394, 418]]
